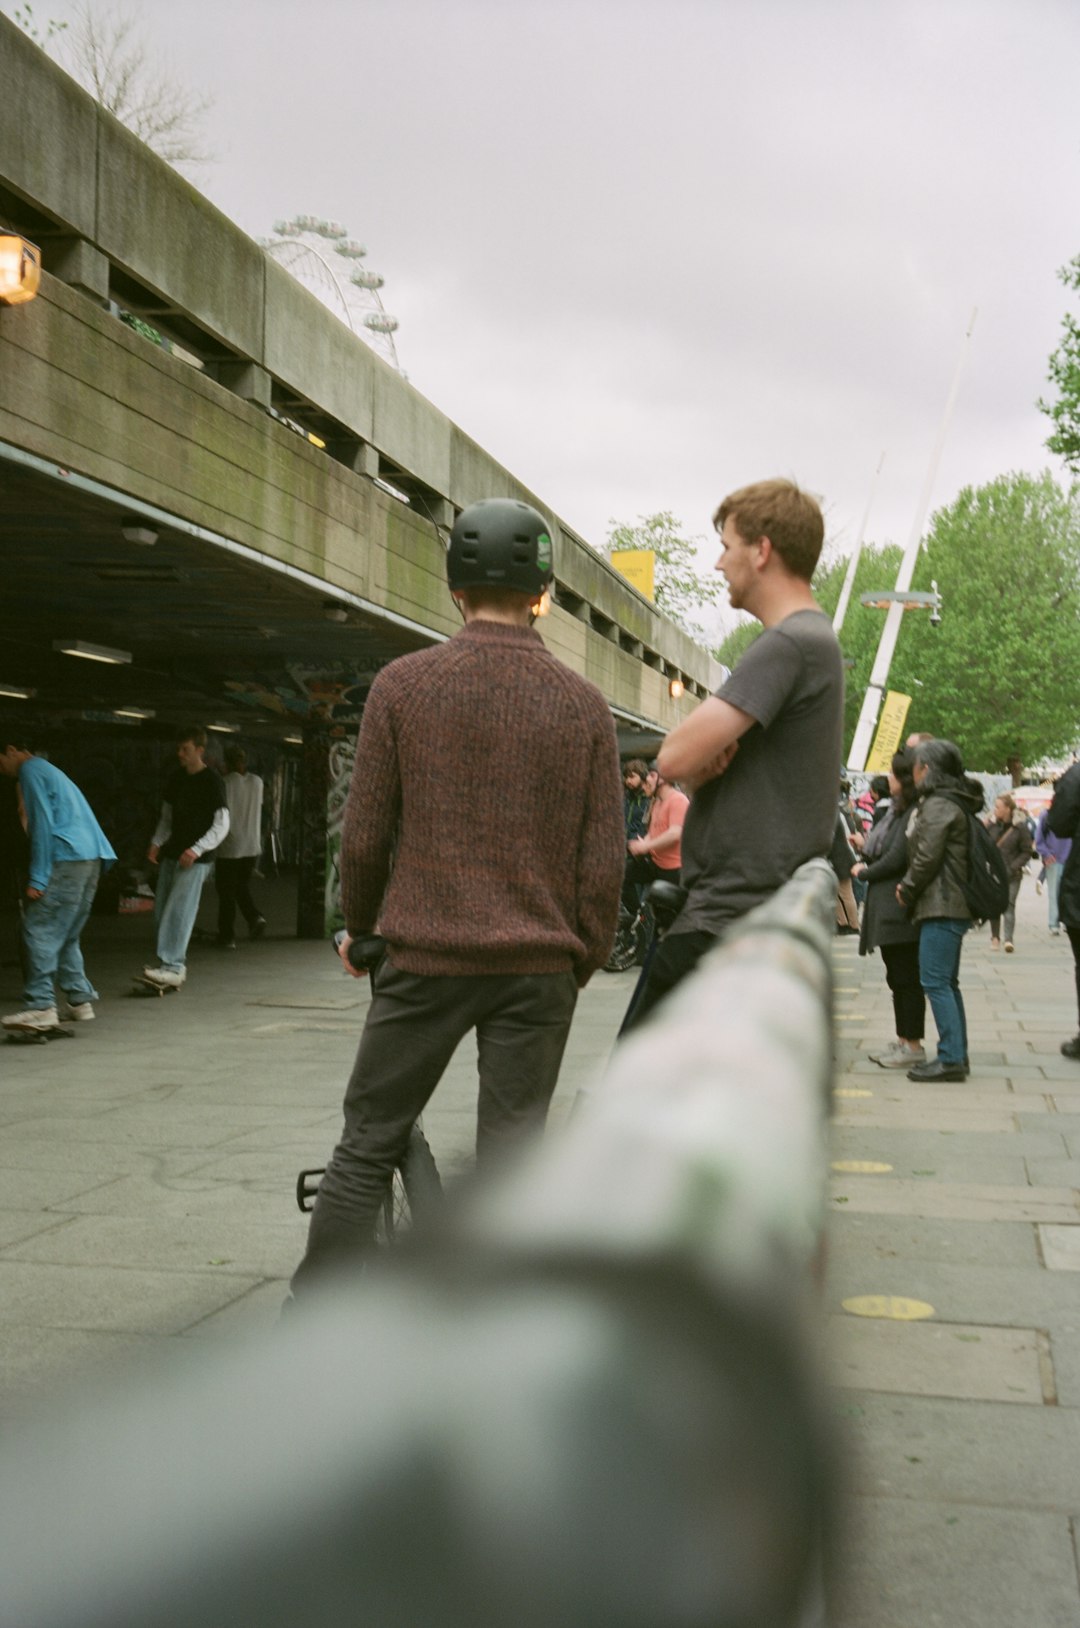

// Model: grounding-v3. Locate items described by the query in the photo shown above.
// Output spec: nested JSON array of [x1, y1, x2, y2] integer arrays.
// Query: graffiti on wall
[[323, 737, 357, 933]]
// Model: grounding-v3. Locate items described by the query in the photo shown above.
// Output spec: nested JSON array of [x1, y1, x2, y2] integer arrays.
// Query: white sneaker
[[60, 998, 95, 1021], [142, 967, 185, 989], [869, 1040, 926, 1069], [2, 1006, 60, 1032]]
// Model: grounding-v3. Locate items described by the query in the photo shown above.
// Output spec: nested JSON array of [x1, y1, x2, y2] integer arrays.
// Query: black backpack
[[943, 796, 1010, 924]]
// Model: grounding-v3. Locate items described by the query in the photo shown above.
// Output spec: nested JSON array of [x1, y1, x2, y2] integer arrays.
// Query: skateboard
[[4, 1023, 74, 1045], [130, 975, 181, 998]]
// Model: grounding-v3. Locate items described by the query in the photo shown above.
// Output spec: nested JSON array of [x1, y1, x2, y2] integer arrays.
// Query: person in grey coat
[[851, 749, 925, 1069], [1047, 761, 1080, 1059]]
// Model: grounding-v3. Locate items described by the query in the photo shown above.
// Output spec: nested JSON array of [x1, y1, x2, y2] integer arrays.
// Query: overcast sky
[[22, 0, 1080, 635]]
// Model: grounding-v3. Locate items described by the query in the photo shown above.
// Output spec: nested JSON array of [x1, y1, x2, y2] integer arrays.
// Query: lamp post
[[846, 308, 977, 772]]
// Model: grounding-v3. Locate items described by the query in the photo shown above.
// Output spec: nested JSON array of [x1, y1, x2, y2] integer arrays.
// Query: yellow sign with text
[[865, 690, 912, 774], [610, 549, 655, 601]]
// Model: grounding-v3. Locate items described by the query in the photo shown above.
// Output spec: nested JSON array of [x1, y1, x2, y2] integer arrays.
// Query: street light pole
[[847, 307, 978, 772], [833, 450, 886, 637]]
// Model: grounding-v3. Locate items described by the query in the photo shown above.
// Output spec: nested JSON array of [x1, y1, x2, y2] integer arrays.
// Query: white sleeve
[[190, 807, 230, 857], [151, 803, 172, 849]]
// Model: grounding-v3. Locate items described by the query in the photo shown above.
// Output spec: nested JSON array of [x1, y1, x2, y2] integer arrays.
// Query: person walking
[[896, 739, 981, 1082], [289, 499, 624, 1296], [1046, 763, 1080, 1060], [851, 750, 925, 1068], [214, 745, 267, 948], [141, 728, 229, 990], [985, 792, 1033, 952], [1035, 801, 1071, 938], [0, 739, 116, 1033]]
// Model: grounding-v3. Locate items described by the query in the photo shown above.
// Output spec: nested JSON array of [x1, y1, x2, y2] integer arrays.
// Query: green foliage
[[13, 4, 68, 44], [605, 511, 725, 640], [888, 471, 1080, 768], [1038, 255, 1080, 473]]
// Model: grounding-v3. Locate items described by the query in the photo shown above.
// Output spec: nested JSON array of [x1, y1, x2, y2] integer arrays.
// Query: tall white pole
[[847, 307, 978, 772], [833, 450, 886, 636]]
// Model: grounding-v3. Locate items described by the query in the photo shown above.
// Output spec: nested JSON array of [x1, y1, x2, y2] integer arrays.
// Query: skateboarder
[[0, 739, 116, 1036], [138, 727, 229, 991]]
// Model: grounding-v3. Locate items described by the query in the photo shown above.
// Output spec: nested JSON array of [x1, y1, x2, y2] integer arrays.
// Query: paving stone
[[834, 1392, 1080, 1509], [1026, 1157, 1080, 1188], [0, 1260, 261, 1335], [0, 1327, 174, 1420], [828, 1315, 1045, 1404], [1040, 1225, 1080, 1272], [828, 1176, 1080, 1223], [2, 1214, 302, 1278], [830, 1498, 1080, 1628], [827, 1213, 1040, 1268]]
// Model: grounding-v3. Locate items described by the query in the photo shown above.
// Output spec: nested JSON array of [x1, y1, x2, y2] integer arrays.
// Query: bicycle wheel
[[373, 1126, 443, 1243]]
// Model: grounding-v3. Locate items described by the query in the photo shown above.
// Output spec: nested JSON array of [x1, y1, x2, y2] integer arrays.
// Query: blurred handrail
[[0, 859, 837, 1628]]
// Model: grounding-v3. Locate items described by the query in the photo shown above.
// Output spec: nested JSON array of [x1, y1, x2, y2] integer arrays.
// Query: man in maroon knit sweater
[[291, 499, 624, 1292]]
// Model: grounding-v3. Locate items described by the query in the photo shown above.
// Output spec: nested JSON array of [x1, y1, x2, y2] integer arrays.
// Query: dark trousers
[[880, 939, 925, 1042], [618, 929, 716, 1039], [292, 961, 579, 1291], [215, 856, 261, 939], [620, 855, 680, 915], [1068, 926, 1080, 1027]]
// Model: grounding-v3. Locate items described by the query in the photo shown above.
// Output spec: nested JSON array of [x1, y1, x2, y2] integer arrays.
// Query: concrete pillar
[[295, 723, 357, 938], [213, 361, 272, 409], [48, 237, 109, 306], [328, 435, 380, 476]]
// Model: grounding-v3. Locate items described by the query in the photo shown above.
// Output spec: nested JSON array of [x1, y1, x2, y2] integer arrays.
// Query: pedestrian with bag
[[851, 749, 926, 1069], [896, 739, 983, 1082], [985, 792, 1033, 953]]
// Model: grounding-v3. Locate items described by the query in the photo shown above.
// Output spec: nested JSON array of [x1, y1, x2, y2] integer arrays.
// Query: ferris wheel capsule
[[335, 240, 368, 259], [350, 268, 384, 290], [364, 312, 399, 334]]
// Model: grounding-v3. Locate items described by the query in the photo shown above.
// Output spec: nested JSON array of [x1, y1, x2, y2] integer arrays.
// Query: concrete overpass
[[0, 17, 721, 931]]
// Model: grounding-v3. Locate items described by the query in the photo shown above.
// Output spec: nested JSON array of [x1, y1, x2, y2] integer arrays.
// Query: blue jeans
[[154, 859, 210, 972], [1046, 863, 1063, 931], [22, 859, 102, 1009], [918, 918, 969, 1066]]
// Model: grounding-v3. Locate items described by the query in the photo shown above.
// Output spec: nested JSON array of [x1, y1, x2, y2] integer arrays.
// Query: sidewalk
[[827, 882, 1080, 1626], [1, 879, 1078, 1622], [0, 877, 635, 1408]]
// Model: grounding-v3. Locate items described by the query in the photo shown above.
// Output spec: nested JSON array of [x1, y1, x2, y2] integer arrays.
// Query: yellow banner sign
[[609, 549, 655, 601], [865, 691, 912, 774]]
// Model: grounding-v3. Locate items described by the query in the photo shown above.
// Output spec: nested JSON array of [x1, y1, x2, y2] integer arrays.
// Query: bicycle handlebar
[[332, 929, 387, 973]]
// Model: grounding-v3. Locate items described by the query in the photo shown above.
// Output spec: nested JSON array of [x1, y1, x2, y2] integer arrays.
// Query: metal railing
[[0, 859, 836, 1628]]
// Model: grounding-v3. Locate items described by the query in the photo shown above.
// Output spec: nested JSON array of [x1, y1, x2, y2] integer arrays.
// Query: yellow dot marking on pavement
[[842, 1295, 935, 1321], [834, 1087, 873, 1098], [835, 987, 860, 993], [834, 1015, 865, 1022], [831, 1160, 892, 1174]]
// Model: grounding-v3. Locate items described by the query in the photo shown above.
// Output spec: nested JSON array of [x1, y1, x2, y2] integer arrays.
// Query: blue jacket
[[19, 756, 116, 892]]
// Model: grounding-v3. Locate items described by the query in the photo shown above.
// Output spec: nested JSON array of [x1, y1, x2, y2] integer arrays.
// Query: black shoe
[[1061, 1035, 1080, 1060], [907, 1058, 967, 1082], [215, 936, 237, 951], [250, 917, 267, 940]]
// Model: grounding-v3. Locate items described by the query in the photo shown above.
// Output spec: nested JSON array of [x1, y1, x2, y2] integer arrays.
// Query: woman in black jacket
[[851, 750, 925, 1068], [985, 792, 1034, 953], [1047, 762, 1080, 1059]]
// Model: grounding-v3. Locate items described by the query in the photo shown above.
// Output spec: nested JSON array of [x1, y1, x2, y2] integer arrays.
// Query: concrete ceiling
[[0, 458, 430, 741]]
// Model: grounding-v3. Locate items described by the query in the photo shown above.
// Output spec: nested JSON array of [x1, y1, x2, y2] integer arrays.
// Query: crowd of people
[[4, 476, 1080, 1294]]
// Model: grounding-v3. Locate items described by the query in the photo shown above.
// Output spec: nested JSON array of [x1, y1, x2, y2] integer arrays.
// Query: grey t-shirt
[[672, 608, 844, 936]]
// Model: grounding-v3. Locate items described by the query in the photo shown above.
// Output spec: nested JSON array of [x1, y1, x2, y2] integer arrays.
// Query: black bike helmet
[[447, 499, 555, 595]]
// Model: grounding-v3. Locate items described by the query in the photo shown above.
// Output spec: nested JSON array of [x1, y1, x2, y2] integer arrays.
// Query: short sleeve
[[717, 626, 805, 730]]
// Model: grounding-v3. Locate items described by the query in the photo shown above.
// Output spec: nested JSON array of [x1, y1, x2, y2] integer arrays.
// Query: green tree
[[888, 472, 1080, 768], [1038, 255, 1080, 473], [605, 512, 725, 640], [712, 474, 1080, 769]]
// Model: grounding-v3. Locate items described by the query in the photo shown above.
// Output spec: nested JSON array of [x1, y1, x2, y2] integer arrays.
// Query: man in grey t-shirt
[[620, 478, 843, 1035]]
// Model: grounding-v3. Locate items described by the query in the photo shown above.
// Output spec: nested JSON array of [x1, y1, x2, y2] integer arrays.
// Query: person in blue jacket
[[0, 739, 115, 1034]]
